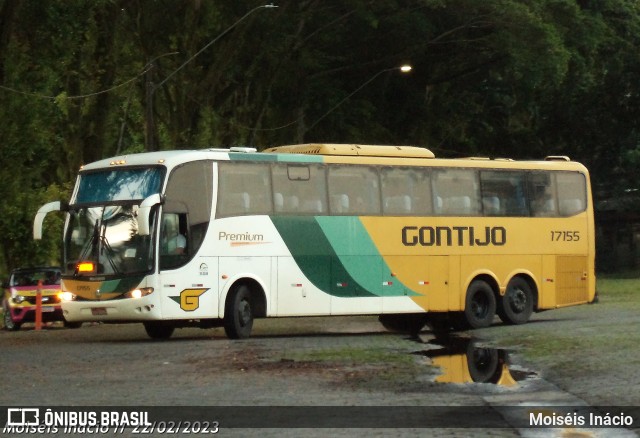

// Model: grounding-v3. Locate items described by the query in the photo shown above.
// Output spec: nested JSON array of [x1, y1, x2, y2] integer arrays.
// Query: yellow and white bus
[[33, 144, 595, 339]]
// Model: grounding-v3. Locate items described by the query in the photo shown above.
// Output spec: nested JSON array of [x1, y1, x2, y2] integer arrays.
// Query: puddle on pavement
[[413, 335, 538, 386]]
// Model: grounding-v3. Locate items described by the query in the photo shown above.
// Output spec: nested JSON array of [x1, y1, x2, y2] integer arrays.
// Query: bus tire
[[498, 277, 534, 325], [463, 280, 496, 329], [143, 321, 175, 339], [3, 302, 20, 331], [224, 285, 254, 339]]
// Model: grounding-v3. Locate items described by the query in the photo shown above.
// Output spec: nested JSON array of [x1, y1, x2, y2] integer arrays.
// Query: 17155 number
[[550, 231, 580, 241]]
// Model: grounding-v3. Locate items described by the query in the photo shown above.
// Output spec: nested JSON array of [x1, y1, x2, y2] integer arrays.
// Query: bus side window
[[381, 167, 431, 216], [328, 165, 380, 215], [480, 170, 528, 216], [557, 172, 587, 216], [528, 172, 557, 217], [432, 168, 480, 216], [217, 162, 272, 217], [272, 163, 326, 215]]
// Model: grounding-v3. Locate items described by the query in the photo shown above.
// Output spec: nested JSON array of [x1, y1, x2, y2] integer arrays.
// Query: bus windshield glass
[[64, 204, 155, 277], [75, 167, 164, 204]]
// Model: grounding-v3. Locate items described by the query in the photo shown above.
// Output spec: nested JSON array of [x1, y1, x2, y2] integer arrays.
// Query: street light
[[145, 3, 278, 151], [306, 64, 413, 133]]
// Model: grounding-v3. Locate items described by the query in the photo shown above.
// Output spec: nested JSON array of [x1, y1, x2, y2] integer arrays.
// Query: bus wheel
[[224, 285, 254, 339], [143, 321, 175, 339], [2, 303, 20, 331], [464, 280, 496, 329], [498, 277, 534, 325]]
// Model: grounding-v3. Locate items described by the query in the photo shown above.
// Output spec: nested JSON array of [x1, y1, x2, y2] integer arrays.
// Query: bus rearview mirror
[[33, 201, 63, 240], [138, 194, 162, 236]]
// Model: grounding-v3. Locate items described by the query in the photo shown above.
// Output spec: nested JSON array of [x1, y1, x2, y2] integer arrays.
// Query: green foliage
[[0, 0, 640, 273], [0, 182, 68, 277]]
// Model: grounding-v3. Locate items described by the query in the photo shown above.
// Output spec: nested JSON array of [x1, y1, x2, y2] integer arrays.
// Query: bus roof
[[78, 144, 586, 174]]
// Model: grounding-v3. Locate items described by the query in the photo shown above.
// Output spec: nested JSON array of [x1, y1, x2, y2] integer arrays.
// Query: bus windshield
[[75, 167, 163, 204], [64, 204, 155, 277]]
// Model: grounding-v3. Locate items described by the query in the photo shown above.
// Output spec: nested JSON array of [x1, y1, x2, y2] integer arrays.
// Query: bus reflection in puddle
[[413, 336, 537, 386]]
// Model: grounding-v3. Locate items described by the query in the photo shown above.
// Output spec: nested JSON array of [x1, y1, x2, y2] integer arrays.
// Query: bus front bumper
[[61, 296, 161, 322]]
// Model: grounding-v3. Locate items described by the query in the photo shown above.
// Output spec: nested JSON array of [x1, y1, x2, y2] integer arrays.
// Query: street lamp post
[[305, 64, 412, 134], [144, 3, 278, 151]]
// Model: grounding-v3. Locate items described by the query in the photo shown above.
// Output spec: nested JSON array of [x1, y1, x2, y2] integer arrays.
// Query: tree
[[1, 0, 640, 275]]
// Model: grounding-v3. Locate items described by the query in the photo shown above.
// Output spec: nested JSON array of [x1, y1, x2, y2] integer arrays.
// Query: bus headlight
[[12, 294, 25, 304], [125, 287, 154, 299], [60, 291, 76, 302]]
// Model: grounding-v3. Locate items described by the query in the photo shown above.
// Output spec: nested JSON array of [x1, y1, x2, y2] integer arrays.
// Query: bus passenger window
[[557, 172, 587, 216], [480, 171, 528, 216], [381, 167, 431, 216], [432, 169, 480, 216], [217, 162, 272, 217], [271, 163, 326, 215], [528, 172, 557, 217], [328, 165, 381, 215]]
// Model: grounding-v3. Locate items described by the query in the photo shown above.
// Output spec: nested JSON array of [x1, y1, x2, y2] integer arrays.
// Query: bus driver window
[[161, 213, 186, 255]]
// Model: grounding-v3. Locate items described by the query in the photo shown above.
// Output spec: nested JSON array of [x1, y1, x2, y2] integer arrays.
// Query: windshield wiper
[[74, 221, 100, 277], [99, 221, 119, 274], [73, 208, 121, 276]]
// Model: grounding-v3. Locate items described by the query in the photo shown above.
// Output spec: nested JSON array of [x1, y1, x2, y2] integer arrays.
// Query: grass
[[596, 275, 640, 303]]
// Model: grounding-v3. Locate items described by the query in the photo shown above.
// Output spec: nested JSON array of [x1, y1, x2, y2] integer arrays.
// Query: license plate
[[91, 308, 107, 316], [41, 307, 55, 313]]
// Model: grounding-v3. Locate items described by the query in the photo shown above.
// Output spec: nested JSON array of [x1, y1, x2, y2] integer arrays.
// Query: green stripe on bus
[[315, 217, 417, 297], [270, 216, 375, 297], [271, 216, 415, 297], [229, 153, 324, 163]]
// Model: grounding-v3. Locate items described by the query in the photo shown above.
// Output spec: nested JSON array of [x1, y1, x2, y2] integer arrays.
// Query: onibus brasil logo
[[4, 408, 150, 434]]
